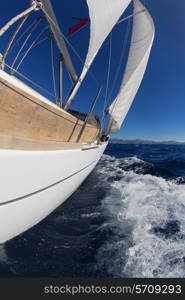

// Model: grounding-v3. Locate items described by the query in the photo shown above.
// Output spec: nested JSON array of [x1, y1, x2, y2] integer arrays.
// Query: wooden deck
[[0, 134, 84, 150], [0, 70, 100, 149]]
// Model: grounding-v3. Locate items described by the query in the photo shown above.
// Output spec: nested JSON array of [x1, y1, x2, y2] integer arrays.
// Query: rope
[[101, 32, 112, 122], [11, 17, 43, 73], [50, 39, 57, 103], [14, 25, 49, 73], [4, 62, 55, 98]]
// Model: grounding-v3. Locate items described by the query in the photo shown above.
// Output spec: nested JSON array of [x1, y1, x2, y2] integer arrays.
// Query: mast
[[58, 54, 63, 107], [0, 1, 41, 69], [64, 0, 132, 110], [40, 0, 78, 83]]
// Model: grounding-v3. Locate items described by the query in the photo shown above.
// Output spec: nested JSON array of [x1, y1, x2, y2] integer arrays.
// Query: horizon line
[[110, 138, 185, 143]]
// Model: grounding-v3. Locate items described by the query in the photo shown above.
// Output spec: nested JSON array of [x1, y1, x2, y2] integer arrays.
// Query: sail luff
[[40, 0, 78, 83], [107, 0, 155, 133], [64, 0, 132, 109]]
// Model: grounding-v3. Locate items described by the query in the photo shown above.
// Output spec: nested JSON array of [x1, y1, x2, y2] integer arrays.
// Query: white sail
[[65, 0, 132, 109], [84, 0, 132, 70], [108, 0, 155, 133], [40, 0, 78, 83]]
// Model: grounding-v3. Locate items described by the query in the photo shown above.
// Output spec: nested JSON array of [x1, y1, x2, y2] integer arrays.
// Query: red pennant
[[68, 18, 89, 35]]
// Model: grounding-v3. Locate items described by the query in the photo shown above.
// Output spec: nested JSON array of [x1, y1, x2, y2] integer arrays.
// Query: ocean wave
[[0, 244, 7, 263], [95, 154, 185, 278], [1, 151, 185, 278]]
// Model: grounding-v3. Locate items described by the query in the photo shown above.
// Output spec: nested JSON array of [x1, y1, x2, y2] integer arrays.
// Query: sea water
[[0, 144, 185, 278]]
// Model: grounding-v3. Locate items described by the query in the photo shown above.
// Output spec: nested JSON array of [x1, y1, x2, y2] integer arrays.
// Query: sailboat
[[0, 0, 155, 243]]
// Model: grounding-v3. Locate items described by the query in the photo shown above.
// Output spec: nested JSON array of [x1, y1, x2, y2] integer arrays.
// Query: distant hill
[[109, 138, 185, 145]]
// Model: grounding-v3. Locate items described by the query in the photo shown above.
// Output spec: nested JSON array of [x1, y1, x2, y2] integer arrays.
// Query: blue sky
[[0, 0, 185, 141]]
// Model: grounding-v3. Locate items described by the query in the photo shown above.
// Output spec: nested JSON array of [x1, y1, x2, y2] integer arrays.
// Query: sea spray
[[0, 244, 8, 263], [95, 154, 185, 277]]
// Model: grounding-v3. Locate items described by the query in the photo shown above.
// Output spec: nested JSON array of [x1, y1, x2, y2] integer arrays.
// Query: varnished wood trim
[[0, 73, 100, 143], [0, 134, 83, 151]]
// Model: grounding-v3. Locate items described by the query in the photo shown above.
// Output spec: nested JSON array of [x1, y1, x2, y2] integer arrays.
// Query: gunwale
[[0, 69, 100, 147]]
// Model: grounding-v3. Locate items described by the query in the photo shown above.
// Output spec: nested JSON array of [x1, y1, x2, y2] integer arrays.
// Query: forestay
[[65, 0, 132, 109], [107, 0, 155, 133], [40, 0, 78, 83]]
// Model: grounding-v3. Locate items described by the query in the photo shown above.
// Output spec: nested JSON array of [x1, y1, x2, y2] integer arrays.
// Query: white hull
[[0, 142, 107, 243]]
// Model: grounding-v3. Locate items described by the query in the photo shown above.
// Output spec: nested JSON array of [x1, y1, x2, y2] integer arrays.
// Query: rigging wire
[[106, 19, 131, 111], [8, 17, 42, 54], [61, 32, 100, 87], [13, 25, 49, 73], [4, 62, 56, 98], [11, 16, 43, 73], [42, 8, 100, 87], [101, 32, 112, 123], [50, 38, 57, 103], [107, 1, 148, 123], [102, 19, 131, 135], [0, 2, 39, 37], [1, 15, 29, 66], [15, 35, 51, 60]]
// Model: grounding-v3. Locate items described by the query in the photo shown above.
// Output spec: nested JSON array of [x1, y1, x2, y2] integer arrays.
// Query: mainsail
[[107, 0, 155, 133], [40, 0, 78, 83], [65, 0, 132, 109]]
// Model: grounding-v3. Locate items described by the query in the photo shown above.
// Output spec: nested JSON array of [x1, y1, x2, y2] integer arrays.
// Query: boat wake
[[95, 154, 185, 278], [1, 150, 185, 278], [0, 244, 7, 263]]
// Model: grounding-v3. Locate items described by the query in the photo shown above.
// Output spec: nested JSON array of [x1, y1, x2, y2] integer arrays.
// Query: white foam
[[95, 155, 185, 278], [0, 244, 8, 263]]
